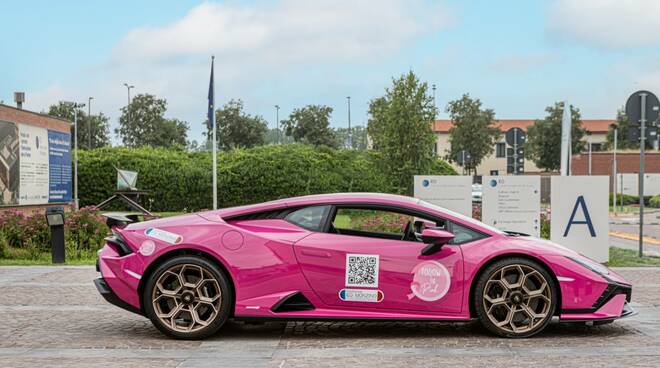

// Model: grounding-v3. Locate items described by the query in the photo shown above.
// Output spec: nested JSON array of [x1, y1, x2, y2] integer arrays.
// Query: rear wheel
[[143, 255, 232, 339], [474, 258, 556, 338]]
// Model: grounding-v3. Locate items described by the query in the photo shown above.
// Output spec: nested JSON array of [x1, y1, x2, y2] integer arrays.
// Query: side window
[[333, 208, 413, 235], [450, 222, 487, 244], [285, 205, 330, 231]]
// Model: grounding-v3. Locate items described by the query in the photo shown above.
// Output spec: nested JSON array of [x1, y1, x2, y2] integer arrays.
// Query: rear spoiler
[[102, 212, 142, 229]]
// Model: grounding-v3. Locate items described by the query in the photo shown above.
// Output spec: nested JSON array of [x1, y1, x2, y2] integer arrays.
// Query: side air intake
[[271, 292, 315, 313]]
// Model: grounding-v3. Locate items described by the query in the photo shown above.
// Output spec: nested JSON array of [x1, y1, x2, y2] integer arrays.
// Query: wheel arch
[[137, 247, 236, 316], [467, 252, 562, 318]]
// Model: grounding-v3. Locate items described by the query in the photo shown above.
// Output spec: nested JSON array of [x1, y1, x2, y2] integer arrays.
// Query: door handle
[[301, 249, 332, 258]]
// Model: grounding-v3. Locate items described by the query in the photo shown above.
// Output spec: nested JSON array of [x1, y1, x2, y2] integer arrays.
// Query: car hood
[[502, 235, 581, 257]]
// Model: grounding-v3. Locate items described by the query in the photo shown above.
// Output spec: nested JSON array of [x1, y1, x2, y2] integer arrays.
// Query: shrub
[[650, 195, 660, 208], [78, 145, 456, 212], [0, 207, 108, 261]]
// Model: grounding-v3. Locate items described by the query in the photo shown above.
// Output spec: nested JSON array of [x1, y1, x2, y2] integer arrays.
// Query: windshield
[[418, 200, 505, 235]]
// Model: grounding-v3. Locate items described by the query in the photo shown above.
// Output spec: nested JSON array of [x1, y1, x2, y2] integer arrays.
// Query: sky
[[2, 0, 660, 145]]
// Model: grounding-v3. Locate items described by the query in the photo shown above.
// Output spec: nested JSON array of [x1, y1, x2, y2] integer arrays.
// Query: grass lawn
[[608, 247, 660, 267], [0, 257, 96, 266]]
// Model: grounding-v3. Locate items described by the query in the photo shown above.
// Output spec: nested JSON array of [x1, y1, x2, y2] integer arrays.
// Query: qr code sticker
[[345, 254, 379, 288]]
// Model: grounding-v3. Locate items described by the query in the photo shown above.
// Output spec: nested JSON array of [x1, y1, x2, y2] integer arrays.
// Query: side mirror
[[420, 229, 454, 256]]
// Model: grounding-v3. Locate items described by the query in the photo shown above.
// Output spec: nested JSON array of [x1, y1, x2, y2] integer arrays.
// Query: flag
[[207, 56, 215, 132], [208, 56, 218, 210]]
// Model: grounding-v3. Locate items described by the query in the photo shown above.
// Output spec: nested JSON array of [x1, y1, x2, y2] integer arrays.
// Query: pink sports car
[[95, 193, 634, 339]]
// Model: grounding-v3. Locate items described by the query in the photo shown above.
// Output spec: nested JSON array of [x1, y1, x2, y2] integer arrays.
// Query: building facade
[[433, 119, 613, 175]]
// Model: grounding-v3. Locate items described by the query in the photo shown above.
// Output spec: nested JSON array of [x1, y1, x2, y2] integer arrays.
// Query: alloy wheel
[[482, 264, 552, 334], [152, 263, 222, 333]]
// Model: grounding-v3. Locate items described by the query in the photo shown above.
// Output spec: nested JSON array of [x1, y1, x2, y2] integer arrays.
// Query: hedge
[[650, 195, 660, 208], [78, 145, 456, 212], [609, 193, 655, 207]]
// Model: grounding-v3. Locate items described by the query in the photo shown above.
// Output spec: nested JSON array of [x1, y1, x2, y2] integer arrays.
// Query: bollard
[[45, 206, 65, 263]]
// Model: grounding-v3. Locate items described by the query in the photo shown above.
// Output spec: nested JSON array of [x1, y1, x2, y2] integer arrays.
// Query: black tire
[[143, 255, 232, 340], [473, 257, 557, 338]]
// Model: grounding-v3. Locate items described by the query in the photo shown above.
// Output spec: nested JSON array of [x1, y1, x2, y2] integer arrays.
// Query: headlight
[[566, 256, 610, 276]]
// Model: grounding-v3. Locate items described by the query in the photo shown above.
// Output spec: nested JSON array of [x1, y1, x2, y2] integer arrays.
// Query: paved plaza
[[1, 266, 660, 367]]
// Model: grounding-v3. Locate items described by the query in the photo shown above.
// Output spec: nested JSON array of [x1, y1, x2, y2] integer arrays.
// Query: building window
[[496, 142, 506, 158], [490, 170, 499, 176], [590, 143, 603, 152]]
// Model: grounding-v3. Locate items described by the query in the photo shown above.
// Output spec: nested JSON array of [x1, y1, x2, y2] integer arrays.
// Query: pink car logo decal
[[408, 261, 451, 302]]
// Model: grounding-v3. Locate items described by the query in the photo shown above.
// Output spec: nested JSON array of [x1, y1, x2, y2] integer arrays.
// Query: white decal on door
[[345, 254, 379, 288]]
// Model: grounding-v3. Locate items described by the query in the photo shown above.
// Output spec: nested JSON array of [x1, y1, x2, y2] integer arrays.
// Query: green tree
[[333, 125, 368, 150], [605, 109, 655, 150], [367, 71, 438, 194], [208, 99, 267, 150], [281, 105, 338, 148], [116, 94, 188, 148], [525, 102, 585, 171], [47, 102, 110, 149], [445, 94, 500, 175]]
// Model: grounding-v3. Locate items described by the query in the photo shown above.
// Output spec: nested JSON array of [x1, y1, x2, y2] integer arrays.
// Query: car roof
[[213, 192, 421, 218]]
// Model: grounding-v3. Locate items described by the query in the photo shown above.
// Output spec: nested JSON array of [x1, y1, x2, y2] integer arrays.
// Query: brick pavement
[[1, 266, 659, 367]]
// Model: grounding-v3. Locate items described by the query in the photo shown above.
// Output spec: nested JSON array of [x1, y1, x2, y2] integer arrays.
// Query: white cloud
[[490, 53, 557, 73], [112, 0, 451, 67], [29, 0, 452, 143], [546, 0, 660, 48]]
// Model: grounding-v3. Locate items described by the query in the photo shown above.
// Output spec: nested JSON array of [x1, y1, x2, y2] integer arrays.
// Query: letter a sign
[[551, 177, 609, 262]]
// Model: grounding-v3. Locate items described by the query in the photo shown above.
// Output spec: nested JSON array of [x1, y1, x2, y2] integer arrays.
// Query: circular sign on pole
[[626, 90, 660, 125], [505, 128, 526, 146]]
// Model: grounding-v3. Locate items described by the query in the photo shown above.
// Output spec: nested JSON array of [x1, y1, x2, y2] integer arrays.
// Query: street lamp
[[347, 96, 352, 149], [587, 131, 592, 175], [275, 105, 280, 144], [61, 100, 86, 210], [123, 83, 134, 127], [87, 97, 94, 149]]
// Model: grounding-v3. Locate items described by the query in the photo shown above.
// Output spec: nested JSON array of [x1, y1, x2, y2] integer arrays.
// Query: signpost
[[505, 128, 525, 175], [455, 150, 471, 175], [625, 90, 660, 257], [482, 176, 540, 237], [414, 176, 472, 217], [551, 176, 609, 262]]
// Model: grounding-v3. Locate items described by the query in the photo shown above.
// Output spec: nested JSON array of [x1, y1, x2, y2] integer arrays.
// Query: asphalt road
[[1, 266, 660, 367]]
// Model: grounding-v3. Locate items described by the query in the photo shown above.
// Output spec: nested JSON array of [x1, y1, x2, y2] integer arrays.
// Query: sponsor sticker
[[408, 261, 451, 302], [339, 289, 384, 303], [345, 254, 379, 288], [145, 228, 183, 245], [139, 240, 156, 256]]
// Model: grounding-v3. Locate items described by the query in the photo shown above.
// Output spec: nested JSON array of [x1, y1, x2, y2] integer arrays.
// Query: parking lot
[[1, 266, 660, 368]]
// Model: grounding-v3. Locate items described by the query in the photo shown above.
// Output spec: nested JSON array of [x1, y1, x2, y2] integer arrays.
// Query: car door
[[293, 205, 465, 314]]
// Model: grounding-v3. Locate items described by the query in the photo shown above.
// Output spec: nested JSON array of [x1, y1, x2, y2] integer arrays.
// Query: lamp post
[[123, 83, 134, 127], [275, 105, 280, 144], [587, 132, 592, 175], [610, 124, 618, 214], [347, 96, 352, 149], [432, 84, 437, 108], [61, 101, 86, 210], [87, 97, 93, 149]]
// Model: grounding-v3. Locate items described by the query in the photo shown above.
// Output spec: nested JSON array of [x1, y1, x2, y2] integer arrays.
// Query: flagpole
[[211, 56, 218, 210]]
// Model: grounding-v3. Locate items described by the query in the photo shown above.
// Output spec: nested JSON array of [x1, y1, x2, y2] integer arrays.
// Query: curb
[[610, 231, 660, 245]]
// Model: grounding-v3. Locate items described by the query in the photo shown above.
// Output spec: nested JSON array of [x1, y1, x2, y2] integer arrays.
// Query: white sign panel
[[482, 176, 540, 237], [414, 175, 472, 217], [617, 173, 660, 196], [18, 123, 49, 205], [551, 176, 609, 262]]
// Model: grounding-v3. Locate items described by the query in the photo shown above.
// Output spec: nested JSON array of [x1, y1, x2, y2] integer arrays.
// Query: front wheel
[[143, 255, 232, 339], [474, 258, 557, 338]]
